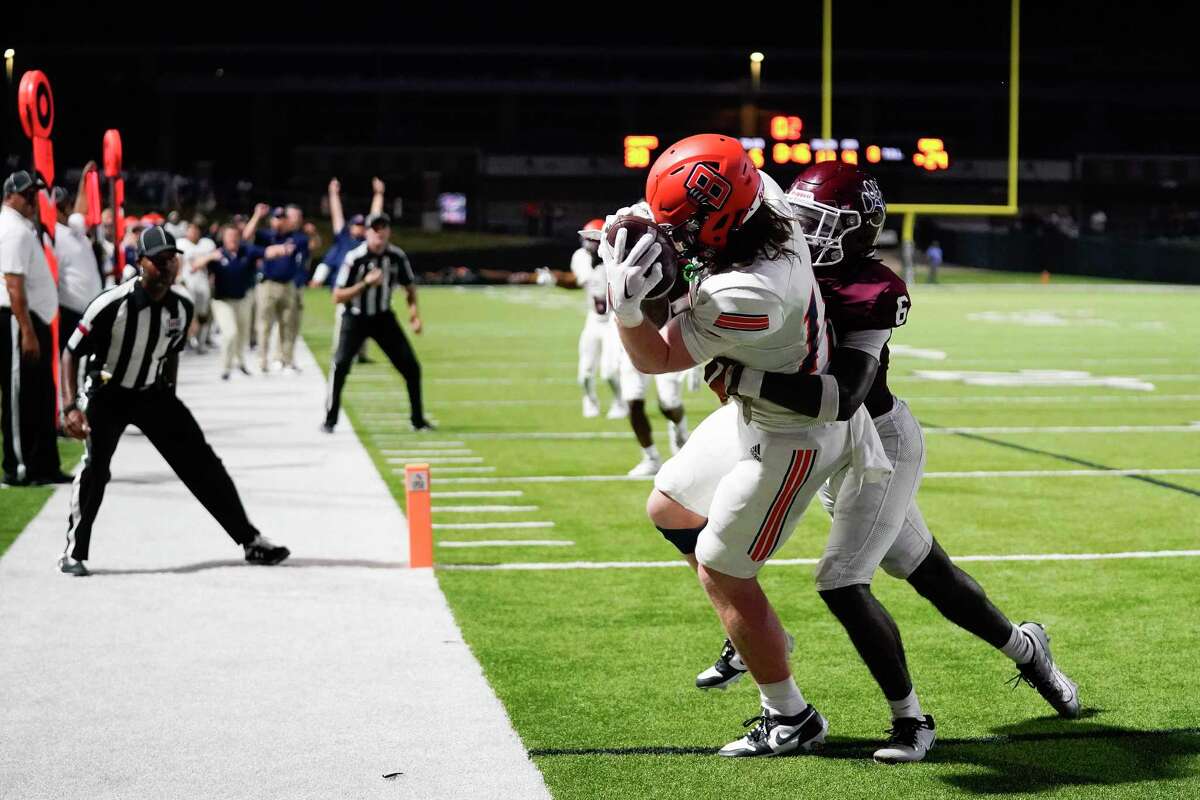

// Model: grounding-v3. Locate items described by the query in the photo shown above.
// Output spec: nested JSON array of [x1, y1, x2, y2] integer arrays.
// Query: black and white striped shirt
[[67, 280, 194, 391], [335, 243, 414, 317]]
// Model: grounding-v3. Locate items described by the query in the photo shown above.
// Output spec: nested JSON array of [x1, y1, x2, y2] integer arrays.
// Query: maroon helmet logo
[[684, 163, 732, 211]]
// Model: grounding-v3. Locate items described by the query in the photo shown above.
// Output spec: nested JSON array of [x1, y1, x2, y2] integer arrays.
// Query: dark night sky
[[4, 2, 1198, 207]]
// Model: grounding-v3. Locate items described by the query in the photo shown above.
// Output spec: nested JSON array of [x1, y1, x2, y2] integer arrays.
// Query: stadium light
[[749, 52, 763, 92], [4, 49, 13, 83]]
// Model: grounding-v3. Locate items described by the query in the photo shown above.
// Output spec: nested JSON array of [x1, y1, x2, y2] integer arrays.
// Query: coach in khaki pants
[[242, 204, 297, 372]]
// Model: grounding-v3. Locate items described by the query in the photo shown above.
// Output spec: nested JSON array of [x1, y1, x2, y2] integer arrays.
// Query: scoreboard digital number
[[622, 117, 949, 172]]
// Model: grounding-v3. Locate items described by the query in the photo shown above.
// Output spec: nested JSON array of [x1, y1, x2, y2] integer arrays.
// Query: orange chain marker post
[[404, 464, 433, 568]]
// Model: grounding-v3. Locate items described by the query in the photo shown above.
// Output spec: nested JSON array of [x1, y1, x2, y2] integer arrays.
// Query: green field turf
[[0, 439, 84, 557], [299, 276, 1200, 799]]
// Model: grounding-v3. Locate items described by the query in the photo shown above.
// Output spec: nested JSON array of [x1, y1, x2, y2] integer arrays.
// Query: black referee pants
[[325, 310, 425, 427], [65, 383, 260, 561], [0, 309, 61, 483]]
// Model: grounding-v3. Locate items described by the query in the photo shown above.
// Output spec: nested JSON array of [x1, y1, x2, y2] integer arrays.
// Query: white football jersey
[[678, 172, 831, 433], [570, 247, 610, 320]]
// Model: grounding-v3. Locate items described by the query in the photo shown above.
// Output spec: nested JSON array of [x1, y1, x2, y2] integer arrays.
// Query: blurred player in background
[[175, 216, 217, 353], [570, 219, 625, 419], [699, 162, 1079, 763], [607, 135, 889, 759]]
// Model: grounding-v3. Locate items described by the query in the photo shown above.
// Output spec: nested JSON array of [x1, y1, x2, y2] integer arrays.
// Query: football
[[605, 215, 679, 301]]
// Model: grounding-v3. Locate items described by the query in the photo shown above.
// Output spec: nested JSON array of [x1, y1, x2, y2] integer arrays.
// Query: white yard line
[[438, 540, 575, 549], [385, 456, 485, 464], [432, 505, 540, 513], [380, 449, 476, 457], [925, 424, 1200, 435], [905, 394, 1200, 404], [432, 491, 524, 498], [433, 468, 1200, 485], [440, 549, 1200, 572], [433, 521, 556, 530], [410, 466, 496, 474]]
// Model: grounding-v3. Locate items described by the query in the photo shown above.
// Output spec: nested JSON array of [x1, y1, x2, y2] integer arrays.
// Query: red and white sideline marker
[[404, 464, 434, 568]]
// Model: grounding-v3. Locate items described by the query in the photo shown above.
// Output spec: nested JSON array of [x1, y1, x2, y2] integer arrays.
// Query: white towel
[[845, 405, 893, 489]]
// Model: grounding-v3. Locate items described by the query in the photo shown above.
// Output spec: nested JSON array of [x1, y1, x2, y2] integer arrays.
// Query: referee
[[323, 212, 431, 433], [57, 225, 290, 576]]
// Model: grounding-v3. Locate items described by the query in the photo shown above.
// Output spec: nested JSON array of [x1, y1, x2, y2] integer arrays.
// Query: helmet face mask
[[787, 189, 862, 268], [787, 164, 886, 269]]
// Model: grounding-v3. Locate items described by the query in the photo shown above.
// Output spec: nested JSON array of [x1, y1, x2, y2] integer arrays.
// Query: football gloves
[[603, 226, 663, 328]]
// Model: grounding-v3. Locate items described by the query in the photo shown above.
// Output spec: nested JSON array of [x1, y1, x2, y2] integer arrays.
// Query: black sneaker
[[320, 422, 336, 434], [874, 715, 936, 764], [244, 536, 290, 566], [1010, 621, 1081, 718], [696, 632, 795, 691], [221, 372, 231, 381], [58, 555, 90, 576], [411, 420, 437, 432], [717, 704, 828, 758]]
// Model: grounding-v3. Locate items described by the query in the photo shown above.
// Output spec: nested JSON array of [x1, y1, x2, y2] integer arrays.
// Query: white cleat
[[606, 400, 629, 420], [1013, 621, 1081, 718], [626, 456, 661, 477], [696, 632, 795, 691], [582, 396, 601, 418], [874, 715, 936, 764], [668, 420, 689, 455], [718, 705, 828, 758]]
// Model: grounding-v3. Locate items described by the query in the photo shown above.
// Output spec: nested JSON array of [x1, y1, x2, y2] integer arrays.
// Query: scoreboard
[[624, 118, 950, 173]]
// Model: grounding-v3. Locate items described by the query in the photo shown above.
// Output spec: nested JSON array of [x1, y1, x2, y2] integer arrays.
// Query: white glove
[[600, 201, 654, 244], [534, 267, 555, 286], [603, 227, 663, 328]]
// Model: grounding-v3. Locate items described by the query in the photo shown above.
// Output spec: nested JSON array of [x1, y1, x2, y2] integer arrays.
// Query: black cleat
[[411, 420, 437, 433], [244, 536, 290, 566], [696, 632, 795, 691], [58, 555, 90, 576], [320, 422, 336, 434]]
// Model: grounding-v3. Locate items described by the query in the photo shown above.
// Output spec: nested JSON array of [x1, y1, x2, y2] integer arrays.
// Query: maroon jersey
[[816, 257, 911, 417]]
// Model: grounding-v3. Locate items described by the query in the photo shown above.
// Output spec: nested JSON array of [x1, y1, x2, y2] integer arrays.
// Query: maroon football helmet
[[786, 162, 886, 267]]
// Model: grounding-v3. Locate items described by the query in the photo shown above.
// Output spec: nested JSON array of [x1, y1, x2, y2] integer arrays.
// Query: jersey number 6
[[895, 296, 910, 326]]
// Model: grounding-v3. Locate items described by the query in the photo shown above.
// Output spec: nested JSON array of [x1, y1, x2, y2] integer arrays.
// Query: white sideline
[[440, 549, 1200, 572], [432, 491, 524, 498], [0, 338, 550, 800], [432, 505, 539, 513], [438, 540, 575, 549], [433, 521, 555, 530], [432, 468, 1200, 485]]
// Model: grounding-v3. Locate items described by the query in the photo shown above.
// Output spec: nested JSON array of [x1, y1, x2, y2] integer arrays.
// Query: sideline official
[[323, 212, 431, 433], [1, 171, 67, 486], [57, 226, 290, 576]]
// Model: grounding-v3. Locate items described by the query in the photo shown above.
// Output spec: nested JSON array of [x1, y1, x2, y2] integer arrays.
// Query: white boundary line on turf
[[433, 521, 555, 530], [370, 424, 1200, 442], [905, 394, 1200, 404], [411, 467, 496, 474], [432, 468, 1200, 485], [432, 505, 539, 513], [382, 450, 476, 457], [438, 540, 575, 549], [439, 548, 1200, 571], [385, 456, 484, 464], [431, 491, 524, 498]]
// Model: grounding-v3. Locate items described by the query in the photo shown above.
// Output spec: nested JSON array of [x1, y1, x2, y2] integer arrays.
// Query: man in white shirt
[[175, 217, 217, 352], [52, 178, 103, 353], [570, 220, 625, 419], [0, 171, 68, 486]]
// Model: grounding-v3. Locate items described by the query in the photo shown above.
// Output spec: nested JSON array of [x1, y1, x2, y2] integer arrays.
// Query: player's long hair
[[707, 202, 800, 272]]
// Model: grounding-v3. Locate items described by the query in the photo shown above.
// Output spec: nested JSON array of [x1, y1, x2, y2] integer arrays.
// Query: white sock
[[758, 677, 807, 718], [642, 444, 660, 461], [672, 415, 689, 439], [1001, 624, 1035, 664], [888, 689, 922, 720]]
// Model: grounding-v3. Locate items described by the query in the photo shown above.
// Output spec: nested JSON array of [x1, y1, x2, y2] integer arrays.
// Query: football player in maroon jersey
[[701, 162, 1080, 763]]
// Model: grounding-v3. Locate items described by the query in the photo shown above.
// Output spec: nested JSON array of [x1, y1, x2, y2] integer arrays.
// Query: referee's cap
[[366, 212, 391, 229], [137, 226, 182, 259], [348, 213, 366, 226]]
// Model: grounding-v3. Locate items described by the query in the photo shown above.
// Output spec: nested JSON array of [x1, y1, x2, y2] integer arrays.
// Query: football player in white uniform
[[570, 219, 626, 419], [605, 134, 890, 758]]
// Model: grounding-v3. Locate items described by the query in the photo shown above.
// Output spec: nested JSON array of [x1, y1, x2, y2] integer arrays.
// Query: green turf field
[[0, 439, 84, 557], [300, 276, 1200, 799]]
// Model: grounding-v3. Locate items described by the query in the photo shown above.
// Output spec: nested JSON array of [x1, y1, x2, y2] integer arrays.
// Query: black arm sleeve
[[756, 349, 880, 421]]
